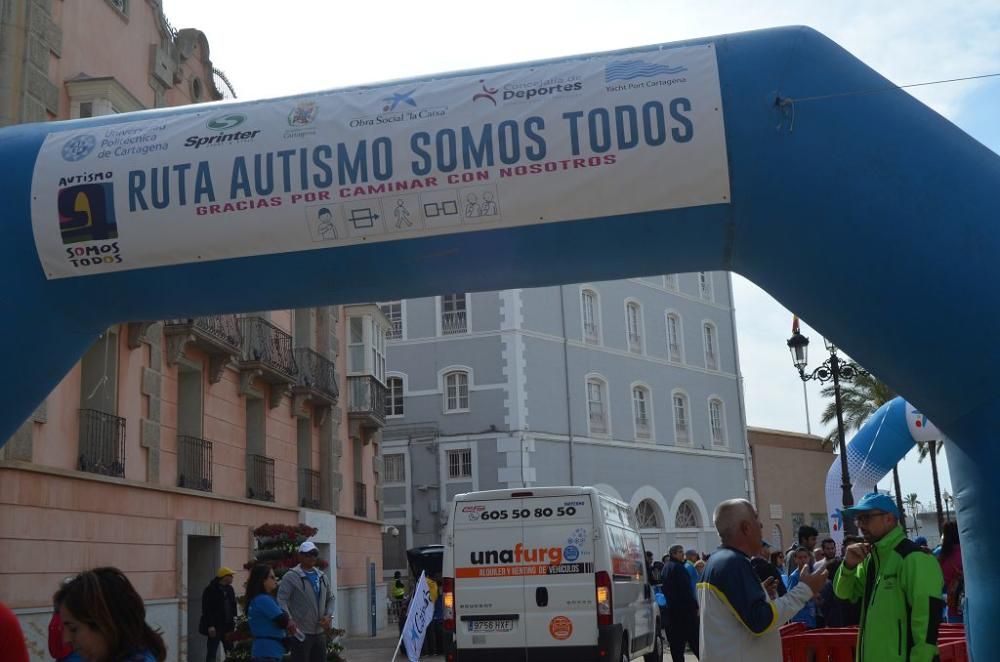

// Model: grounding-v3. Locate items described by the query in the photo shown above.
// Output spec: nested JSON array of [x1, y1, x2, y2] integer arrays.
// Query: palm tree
[[819, 372, 907, 528], [917, 439, 945, 534], [903, 493, 922, 534]]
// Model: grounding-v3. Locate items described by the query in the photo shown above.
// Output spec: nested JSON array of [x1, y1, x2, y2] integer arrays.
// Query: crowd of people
[[646, 493, 962, 662], [1, 540, 338, 662], [0, 502, 968, 662]]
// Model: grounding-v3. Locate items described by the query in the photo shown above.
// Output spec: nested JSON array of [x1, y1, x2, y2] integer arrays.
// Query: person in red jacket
[[0, 600, 31, 662]]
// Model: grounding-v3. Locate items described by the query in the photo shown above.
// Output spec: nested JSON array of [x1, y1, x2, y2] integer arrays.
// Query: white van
[[441, 487, 663, 662]]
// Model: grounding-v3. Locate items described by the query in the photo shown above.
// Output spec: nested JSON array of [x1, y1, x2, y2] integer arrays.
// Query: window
[[107, 0, 128, 15], [384, 454, 405, 483], [703, 322, 719, 371], [346, 308, 388, 381], [626, 301, 643, 353], [447, 449, 473, 478], [379, 301, 403, 340], [675, 501, 700, 528], [581, 289, 600, 344], [709, 398, 726, 446], [587, 377, 608, 435], [441, 294, 468, 334], [632, 386, 651, 440], [386, 377, 404, 417], [635, 499, 662, 529], [664, 274, 678, 290], [444, 371, 469, 412], [673, 392, 690, 445], [666, 313, 682, 362], [698, 272, 713, 300]]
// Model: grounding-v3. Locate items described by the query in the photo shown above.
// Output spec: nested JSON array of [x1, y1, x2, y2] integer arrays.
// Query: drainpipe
[[559, 285, 576, 485], [727, 273, 756, 506]]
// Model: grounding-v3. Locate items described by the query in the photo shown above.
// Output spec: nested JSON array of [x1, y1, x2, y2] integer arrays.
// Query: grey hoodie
[[277, 565, 335, 635]]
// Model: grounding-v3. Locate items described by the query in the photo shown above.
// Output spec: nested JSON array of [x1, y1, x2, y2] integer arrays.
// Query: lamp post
[[787, 326, 868, 536]]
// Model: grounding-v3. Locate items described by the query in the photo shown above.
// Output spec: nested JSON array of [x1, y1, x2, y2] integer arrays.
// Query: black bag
[[198, 612, 208, 636]]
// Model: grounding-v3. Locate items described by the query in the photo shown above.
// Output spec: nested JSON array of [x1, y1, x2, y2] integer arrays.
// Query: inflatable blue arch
[[1, 26, 997, 656]]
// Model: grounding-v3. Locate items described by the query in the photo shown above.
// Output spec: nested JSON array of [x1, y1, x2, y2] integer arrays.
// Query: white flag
[[402, 571, 436, 662]]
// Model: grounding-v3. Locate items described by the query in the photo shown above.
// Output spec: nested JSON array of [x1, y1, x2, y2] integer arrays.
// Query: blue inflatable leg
[[944, 400, 1000, 662]]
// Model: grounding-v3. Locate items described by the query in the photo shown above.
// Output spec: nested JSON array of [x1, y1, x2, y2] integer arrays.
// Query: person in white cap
[[277, 541, 335, 662]]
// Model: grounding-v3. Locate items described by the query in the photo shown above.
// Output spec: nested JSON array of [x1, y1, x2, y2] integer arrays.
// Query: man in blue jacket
[[662, 544, 699, 661]]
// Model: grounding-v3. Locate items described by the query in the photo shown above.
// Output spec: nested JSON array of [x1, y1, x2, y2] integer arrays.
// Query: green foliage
[[819, 371, 895, 448]]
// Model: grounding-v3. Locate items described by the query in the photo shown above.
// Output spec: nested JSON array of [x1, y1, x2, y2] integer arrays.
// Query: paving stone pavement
[[342, 634, 695, 662]]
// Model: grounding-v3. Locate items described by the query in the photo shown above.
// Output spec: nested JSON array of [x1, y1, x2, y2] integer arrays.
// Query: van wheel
[[643, 630, 664, 662]]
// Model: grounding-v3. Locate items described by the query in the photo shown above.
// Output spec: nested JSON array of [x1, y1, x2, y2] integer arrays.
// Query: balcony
[[78, 409, 125, 477], [239, 317, 297, 404], [247, 454, 275, 502], [675, 422, 690, 445], [441, 311, 467, 335], [177, 435, 213, 492], [387, 319, 402, 340], [292, 347, 338, 407], [299, 468, 321, 509], [348, 375, 387, 430], [164, 315, 242, 383], [583, 321, 599, 344], [354, 481, 368, 518]]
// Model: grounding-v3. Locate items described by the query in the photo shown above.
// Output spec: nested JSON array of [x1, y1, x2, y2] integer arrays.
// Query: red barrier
[[780, 625, 967, 662]]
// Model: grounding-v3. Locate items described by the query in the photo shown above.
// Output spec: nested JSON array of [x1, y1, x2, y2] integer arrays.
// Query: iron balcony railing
[[292, 347, 338, 403], [441, 311, 467, 335], [299, 468, 321, 509], [583, 321, 599, 343], [354, 481, 367, 518], [348, 375, 387, 426], [675, 421, 690, 444], [165, 314, 241, 348], [387, 319, 402, 340], [78, 409, 126, 477], [627, 332, 642, 353], [177, 435, 213, 492], [706, 351, 719, 371], [589, 409, 607, 435], [247, 454, 275, 502], [240, 316, 296, 380], [636, 417, 651, 438], [668, 342, 682, 362]]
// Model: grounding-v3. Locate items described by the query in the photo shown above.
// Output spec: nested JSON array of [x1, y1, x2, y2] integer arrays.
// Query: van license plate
[[469, 619, 515, 633]]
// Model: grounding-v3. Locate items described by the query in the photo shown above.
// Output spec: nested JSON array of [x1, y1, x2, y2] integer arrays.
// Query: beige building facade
[[747, 426, 835, 554], [0, 1, 389, 658]]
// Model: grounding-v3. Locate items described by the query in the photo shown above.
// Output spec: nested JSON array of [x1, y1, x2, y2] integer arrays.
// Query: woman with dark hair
[[939, 521, 963, 623], [53, 567, 166, 662], [245, 564, 293, 661]]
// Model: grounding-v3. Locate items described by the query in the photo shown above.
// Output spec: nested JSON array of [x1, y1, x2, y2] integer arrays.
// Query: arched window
[[635, 499, 662, 529], [581, 288, 600, 344], [632, 385, 652, 440], [444, 370, 469, 412], [626, 301, 643, 353], [709, 397, 726, 446], [675, 501, 700, 528], [672, 391, 690, 445], [666, 312, 683, 362], [703, 322, 719, 371], [587, 376, 609, 435], [386, 376, 404, 417]]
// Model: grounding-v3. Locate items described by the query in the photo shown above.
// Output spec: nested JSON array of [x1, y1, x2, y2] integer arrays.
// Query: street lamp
[[787, 327, 868, 536]]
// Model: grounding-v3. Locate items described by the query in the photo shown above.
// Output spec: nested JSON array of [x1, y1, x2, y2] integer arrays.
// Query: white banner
[[401, 572, 435, 662], [31, 44, 729, 279]]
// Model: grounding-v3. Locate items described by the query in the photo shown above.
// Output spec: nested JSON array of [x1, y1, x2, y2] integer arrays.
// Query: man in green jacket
[[834, 492, 945, 662]]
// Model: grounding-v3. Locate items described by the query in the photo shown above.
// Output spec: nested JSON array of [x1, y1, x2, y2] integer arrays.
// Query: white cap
[[298, 541, 318, 554]]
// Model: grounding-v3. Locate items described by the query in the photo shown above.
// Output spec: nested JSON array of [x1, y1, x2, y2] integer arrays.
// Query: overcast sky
[[163, 0, 1000, 509]]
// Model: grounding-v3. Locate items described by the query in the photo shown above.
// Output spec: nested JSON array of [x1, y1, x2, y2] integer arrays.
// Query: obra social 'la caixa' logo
[[62, 134, 97, 162], [58, 182, 118, 245]]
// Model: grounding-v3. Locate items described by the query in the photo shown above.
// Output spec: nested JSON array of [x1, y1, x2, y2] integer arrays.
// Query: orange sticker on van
[[549, 616, 573, 640]]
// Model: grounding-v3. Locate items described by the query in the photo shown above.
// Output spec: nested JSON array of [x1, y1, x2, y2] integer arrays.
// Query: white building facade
[[378, 273, 752, 570]]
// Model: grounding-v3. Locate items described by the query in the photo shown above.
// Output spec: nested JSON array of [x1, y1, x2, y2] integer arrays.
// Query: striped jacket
[[698, 546, 812, 662]]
